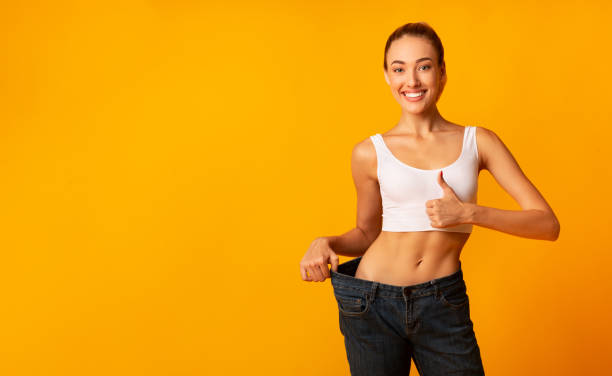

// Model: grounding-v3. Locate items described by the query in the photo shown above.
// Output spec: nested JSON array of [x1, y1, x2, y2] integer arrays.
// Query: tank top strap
[[464, 125, 478, 159], [369, 134, 387, 157]]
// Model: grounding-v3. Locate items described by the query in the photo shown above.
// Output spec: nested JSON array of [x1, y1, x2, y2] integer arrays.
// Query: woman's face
[[383, 35, 446, 114]]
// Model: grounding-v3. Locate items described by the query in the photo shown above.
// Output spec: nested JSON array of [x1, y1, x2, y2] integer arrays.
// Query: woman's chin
[[399, 105, 432, 115]]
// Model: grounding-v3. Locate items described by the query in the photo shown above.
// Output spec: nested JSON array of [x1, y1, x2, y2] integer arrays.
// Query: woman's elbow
[[548, 217, 560, 241]]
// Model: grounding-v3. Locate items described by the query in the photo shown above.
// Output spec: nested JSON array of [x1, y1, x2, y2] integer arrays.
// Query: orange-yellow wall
[[1, 1, 610, 375]]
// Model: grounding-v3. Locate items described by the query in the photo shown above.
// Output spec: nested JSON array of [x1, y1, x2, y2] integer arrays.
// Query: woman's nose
[[405, 72, 419, 86]]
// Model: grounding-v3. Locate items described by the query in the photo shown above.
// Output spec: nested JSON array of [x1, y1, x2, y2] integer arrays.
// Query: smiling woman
[[301, 21, 559, 376]]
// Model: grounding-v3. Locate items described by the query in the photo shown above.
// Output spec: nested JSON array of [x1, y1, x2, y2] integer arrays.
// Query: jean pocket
[[333, 286, 370, 317], [438, 281, 469, 310]]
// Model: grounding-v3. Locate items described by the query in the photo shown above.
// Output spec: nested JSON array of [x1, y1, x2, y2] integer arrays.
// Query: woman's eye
[[393, 65, 430, 73]]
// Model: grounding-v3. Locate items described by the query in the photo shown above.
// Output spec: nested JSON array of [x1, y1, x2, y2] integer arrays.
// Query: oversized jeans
[[330, 256, 485, 376]]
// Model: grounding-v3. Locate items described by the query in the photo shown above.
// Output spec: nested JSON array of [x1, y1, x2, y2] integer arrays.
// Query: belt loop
[[431, 278, 440, 299], [368, 282, 379, 302]]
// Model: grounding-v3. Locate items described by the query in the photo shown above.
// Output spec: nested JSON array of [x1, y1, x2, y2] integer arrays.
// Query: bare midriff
[[354, 231, 470, 286]]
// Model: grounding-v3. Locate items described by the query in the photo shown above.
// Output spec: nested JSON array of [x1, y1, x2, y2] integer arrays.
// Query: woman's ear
[[439, 62, 447, 91], [434, 62, 447, 102], [383, 69, 390, 86]]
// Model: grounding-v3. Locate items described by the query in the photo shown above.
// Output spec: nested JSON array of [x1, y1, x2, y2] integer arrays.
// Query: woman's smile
[[402, 89, 428, 102]]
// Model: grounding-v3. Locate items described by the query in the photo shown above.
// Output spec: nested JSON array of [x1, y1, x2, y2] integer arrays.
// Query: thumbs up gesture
[[425, 170, 469, 228]]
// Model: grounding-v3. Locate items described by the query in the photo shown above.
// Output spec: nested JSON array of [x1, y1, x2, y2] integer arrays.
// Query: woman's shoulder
[[472, 124, 502, 145], [351, 134, 378, 163], [471, 124, 512, 170], [349, 135, 379, 181]]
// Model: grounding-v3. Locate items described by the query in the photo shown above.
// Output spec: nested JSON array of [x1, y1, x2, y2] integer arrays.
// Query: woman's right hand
[[300, 237, 339, 282]]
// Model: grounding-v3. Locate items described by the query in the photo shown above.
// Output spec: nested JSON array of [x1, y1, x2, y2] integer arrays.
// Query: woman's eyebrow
[[391, 57, 433, 65]]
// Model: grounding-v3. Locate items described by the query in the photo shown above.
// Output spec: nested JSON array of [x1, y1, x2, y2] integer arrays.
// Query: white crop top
[[370, 126, 479, 233]]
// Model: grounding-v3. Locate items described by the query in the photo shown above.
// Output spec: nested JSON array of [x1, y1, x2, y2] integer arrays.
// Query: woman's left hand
[[425, 171, 471, 228]]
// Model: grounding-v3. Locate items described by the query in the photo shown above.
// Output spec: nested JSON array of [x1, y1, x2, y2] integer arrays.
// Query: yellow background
[[1, 1, 610, 375]]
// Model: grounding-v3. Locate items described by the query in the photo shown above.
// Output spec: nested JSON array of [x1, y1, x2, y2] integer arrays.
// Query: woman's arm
[[321, 228, 373, 257], [464, 204, 559, 241], [300, 138, 382, 281], [469, 126, 560, 241], [324, 137, 383, 257]]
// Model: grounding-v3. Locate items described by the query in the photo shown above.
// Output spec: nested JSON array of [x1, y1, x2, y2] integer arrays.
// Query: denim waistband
[[330, 256, 464, 298]]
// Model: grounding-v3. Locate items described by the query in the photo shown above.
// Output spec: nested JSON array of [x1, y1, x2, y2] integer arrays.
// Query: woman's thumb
[[329, 251, 339, 272]]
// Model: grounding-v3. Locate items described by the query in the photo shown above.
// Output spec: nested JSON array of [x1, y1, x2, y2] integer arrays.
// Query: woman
[[299, 22, 560, 376]]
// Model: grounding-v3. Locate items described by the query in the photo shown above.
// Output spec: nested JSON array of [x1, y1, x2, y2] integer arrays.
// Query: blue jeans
[[330, 256, 485, 376]]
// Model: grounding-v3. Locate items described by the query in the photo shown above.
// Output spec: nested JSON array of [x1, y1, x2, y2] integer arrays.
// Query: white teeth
[[403, 90, 425, 97]]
